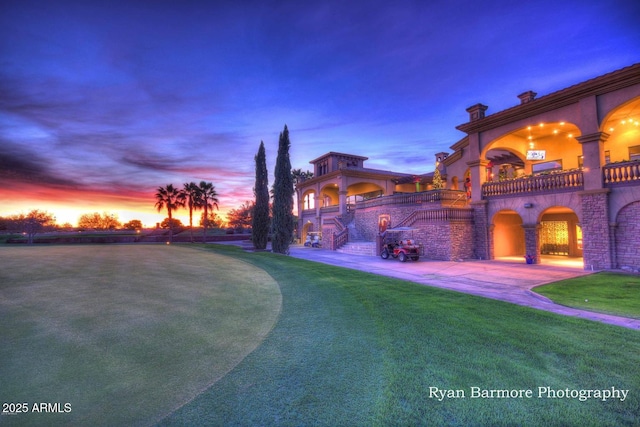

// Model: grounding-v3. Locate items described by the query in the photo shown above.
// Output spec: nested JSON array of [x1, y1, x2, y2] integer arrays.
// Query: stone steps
[[336, 240, 377, 256]]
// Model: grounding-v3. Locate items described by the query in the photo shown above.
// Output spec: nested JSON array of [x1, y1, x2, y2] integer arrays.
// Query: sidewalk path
[[284, 245, 640, 330]]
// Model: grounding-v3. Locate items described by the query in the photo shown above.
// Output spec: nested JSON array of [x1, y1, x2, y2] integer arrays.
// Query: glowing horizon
[[1, 2, 637, 223]]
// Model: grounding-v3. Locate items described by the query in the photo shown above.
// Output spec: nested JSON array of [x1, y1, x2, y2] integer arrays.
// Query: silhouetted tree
[[183, 182, 201, 242], [123, 220, 143, 231], [10, 210, 56, 244], [199, 211, 224, 229], [154, 184, 185, 243], [272, 125, 294, 254], [197, 181, 219, 243], [160, 217, 184, 229], [78, 212, 121, 230], [252, 141, 270, 249], [228, 201, 254, 230]]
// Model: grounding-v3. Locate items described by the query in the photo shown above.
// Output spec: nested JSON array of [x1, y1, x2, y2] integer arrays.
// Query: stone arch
[[319, 183, 339, 207], [301, 189, 316, 210], [538, 206, 583, 259], [346, 181, 385, 202], [600, 96, 640, 164], [491, 209, 525, 258], [614, 201, 640, 270]]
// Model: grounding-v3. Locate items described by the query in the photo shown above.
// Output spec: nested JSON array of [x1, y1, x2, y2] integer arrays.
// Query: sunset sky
[[1, 0, 638, 227]]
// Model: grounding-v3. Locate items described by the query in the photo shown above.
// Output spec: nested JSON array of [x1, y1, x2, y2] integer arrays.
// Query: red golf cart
[[380, 227, 421, 262]]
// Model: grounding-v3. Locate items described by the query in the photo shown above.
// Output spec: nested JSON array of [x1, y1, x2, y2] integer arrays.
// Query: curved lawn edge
[[160, 245, 640, 426], [0, 245, 282, 427], [533, 272, 640, 320]]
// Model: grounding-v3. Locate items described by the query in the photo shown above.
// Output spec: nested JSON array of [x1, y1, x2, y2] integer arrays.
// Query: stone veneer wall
[[471, 202, 489, 260], [615, 201, 640, 270], [353, 205, 474, 261], [322, 224, 337, 250], [580, 190, 613, 270]]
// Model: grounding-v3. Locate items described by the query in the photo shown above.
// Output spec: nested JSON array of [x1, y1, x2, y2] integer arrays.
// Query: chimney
[[466, 103, 488, 122], [517, 91, 537, 104]]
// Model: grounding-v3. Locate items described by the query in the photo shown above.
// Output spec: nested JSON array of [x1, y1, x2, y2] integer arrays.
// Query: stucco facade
[[296, 64, 640, 270]]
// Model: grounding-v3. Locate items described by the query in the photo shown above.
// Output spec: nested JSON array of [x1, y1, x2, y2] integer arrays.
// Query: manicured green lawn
[[1, 244, 639, 426], [160, 245, 640, 426], [534, 272, 640, 319], [0, 245, 281, 426]]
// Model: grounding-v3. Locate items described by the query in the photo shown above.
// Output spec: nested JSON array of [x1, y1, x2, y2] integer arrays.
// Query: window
[[630, 145, 640, 161], [532, 159, 563, 174], [604, 150, 610, 164]]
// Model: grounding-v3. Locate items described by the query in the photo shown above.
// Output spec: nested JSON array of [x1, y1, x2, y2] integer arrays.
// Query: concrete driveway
[[287, 245, 640, 330]]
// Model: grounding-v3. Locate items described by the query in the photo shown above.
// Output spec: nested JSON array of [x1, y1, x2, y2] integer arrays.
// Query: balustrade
[[603, 161, 640, 186], [357, 189, 467, 208], [482, 170, 583, 198]]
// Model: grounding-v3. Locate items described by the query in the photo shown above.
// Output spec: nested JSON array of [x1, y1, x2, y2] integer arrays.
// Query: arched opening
[[483, 122, 582, 179], [319, 184, 339, 207], [539, 206, 583, 267], [602, 96, 640, 164], [301, 221, 316, 243], [492, 210, 525, 259], [301, 189, 316, 211], [346, 182, 384, 205], [614, 201, 640, 269]]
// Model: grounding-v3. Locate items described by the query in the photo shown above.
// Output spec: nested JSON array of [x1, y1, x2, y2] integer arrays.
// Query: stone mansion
[[295, 63, 640, 270]]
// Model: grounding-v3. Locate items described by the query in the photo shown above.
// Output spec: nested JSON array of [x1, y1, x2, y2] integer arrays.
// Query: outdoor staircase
[[336, 240, 377, 256], [333, 216, 376, 256]]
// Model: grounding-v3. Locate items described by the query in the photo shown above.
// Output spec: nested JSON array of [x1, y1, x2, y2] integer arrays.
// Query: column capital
[[576, 132, 610, 145]]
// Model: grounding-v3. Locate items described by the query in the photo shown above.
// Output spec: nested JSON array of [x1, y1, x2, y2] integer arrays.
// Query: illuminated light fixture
[[529, 142, 535, 149], [527, 126, 532, 130], [560, 122, 565, 125], [568, 133, 574, 138], [553, 129, 558, 134], [610, 127, 615, 132], [539, 123, 544, 127], [528, 135, 533, 140]]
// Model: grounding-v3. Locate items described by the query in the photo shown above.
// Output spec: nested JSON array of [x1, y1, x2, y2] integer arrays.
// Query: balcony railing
[[603, 160, 640, 186], [357, 189, 467, 208], [482, 169, 583, 198]]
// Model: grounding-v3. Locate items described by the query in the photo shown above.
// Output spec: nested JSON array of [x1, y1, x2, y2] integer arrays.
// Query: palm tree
[[154, 184, 185, 243], [183, 182, 202, 243], [198, 181, 219, 243]]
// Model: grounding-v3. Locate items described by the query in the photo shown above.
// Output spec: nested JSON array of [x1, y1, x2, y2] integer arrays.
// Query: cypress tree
[[252, 141, 270, 250], [272, 125, 294, 254]]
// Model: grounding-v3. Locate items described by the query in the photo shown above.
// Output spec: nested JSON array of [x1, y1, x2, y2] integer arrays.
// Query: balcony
[[603, 160, 640, 187], [482, 169, 583, 198], [357, 189, 467, 208]]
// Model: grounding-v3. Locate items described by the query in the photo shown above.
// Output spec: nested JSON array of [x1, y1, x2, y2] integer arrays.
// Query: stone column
[[522, 223, 540, 264], [577, 132, 609, 190], [471, 200, 489, 260], [339, 190, 348, 216], [467, 159, 491, 203], [487, 224, 495, 261], [609, 222, 618, 269], [579, 189, 612, 270]]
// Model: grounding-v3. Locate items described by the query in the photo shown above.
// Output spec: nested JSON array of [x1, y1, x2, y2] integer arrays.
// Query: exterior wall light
[[524, 203, 534, 208]]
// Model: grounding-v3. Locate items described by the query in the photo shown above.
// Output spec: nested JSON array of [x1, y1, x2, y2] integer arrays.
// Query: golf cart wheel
[[381, 250, 389, 259], [398, 252, 407, 262], [412, 256, 419, 261]]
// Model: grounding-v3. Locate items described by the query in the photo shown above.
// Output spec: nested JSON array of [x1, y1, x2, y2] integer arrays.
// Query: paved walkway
[[282, 245, 640, 330], [220, 241, 639, 330]]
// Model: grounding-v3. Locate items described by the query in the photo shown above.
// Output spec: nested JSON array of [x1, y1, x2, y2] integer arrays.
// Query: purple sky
[[1, 0, 638, 226]]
